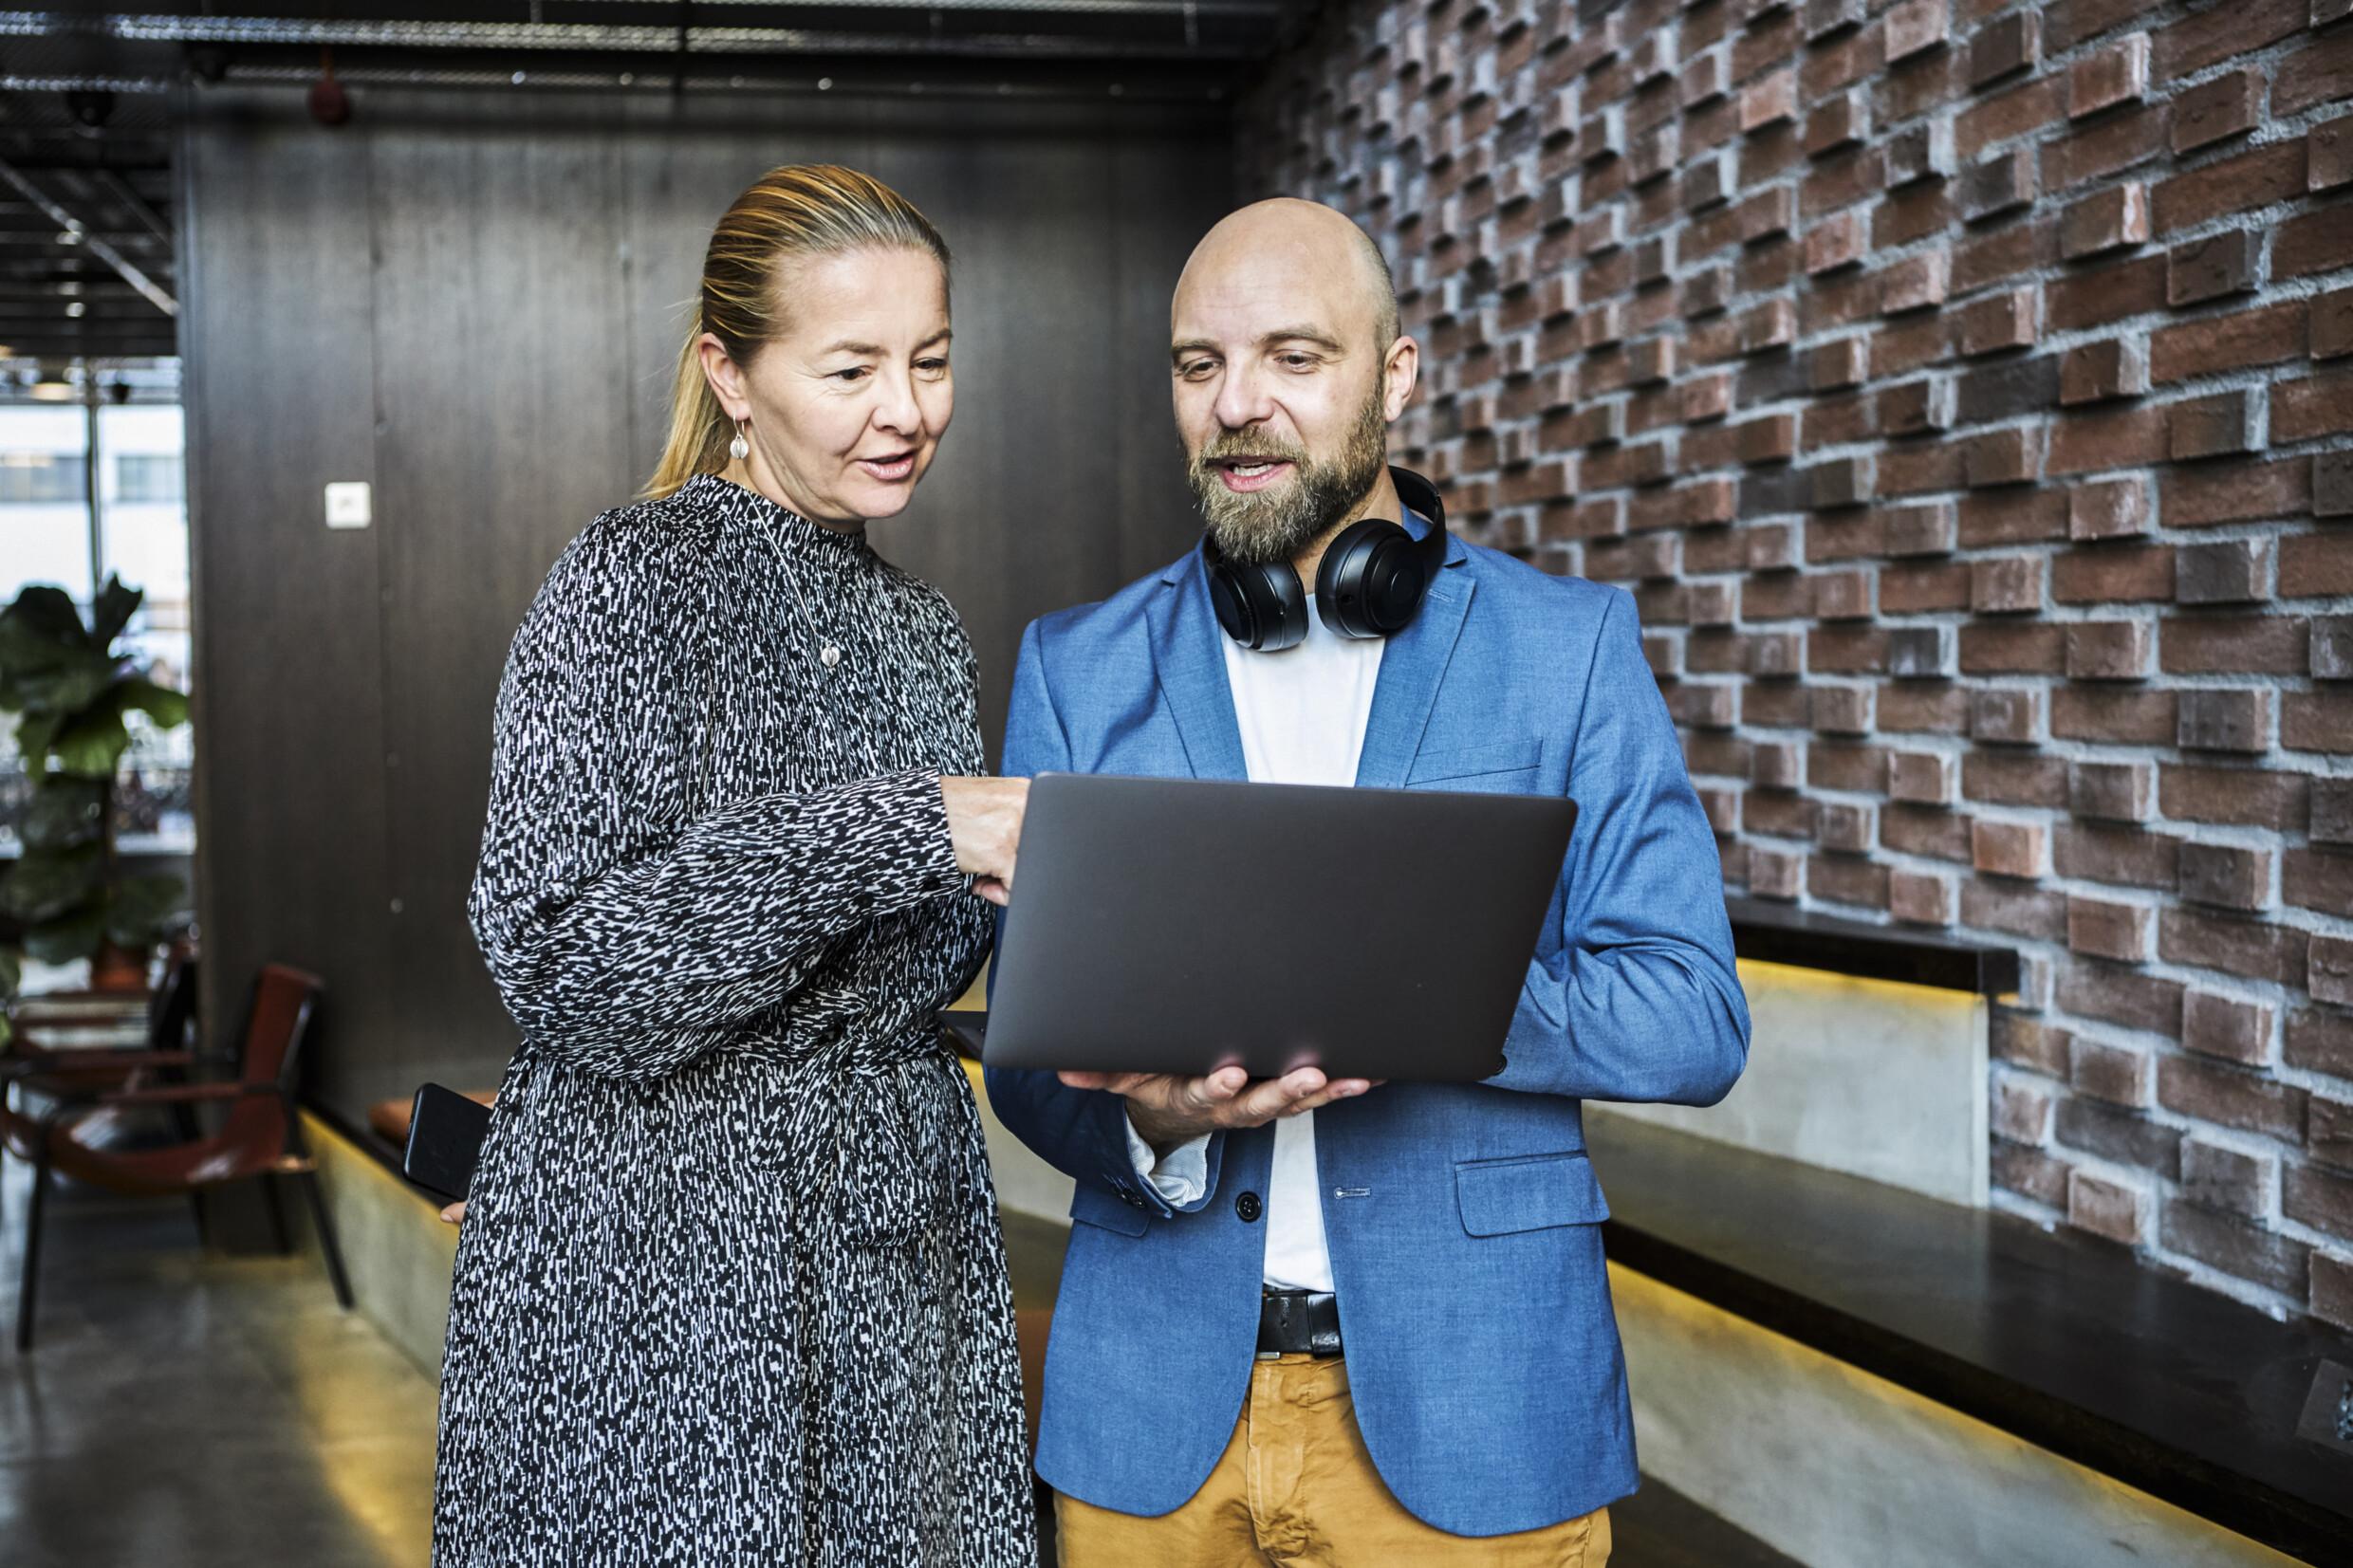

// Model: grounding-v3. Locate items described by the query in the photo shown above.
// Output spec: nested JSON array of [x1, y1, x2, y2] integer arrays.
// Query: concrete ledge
[[1611, 1263, 2304, 1568], [304, 1109, 457, 1379]]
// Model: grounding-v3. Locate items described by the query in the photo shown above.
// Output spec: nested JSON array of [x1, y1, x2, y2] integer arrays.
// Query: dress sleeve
[[467, 523, 970, 1081]]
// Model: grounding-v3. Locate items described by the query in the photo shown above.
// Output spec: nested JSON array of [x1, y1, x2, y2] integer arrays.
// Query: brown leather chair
[[3, 938, 202, 1102], [2, 963, 349, 1351]]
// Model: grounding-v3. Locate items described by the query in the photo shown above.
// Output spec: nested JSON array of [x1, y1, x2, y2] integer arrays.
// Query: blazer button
[[1234, 1190, 1263, 1223]]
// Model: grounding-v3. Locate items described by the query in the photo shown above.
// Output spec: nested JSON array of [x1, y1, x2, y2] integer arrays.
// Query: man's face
[[1171, 232, 1393, 566]]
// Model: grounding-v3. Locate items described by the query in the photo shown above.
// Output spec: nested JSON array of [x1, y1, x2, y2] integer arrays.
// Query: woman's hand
[[440, 1201, 467, 1225], [940, 776, 1028, 906]]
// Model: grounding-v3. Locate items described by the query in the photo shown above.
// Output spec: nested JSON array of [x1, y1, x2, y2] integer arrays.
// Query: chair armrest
[[96, 1081, 278, 1108], [4, 1048, 195, 1077]]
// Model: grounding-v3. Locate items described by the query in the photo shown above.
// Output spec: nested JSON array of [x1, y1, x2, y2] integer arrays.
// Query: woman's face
[[700, 245, 953, 527]]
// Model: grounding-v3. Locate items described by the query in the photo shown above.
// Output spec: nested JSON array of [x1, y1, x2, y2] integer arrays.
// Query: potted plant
[[0, 575, 190, 989]]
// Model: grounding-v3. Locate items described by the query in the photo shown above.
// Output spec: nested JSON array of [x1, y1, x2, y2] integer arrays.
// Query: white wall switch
[[324, 480, 372, 529]]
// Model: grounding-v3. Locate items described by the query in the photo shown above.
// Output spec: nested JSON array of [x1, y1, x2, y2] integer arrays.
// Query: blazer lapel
[[1354, 548, 1475, 790], [1146, 557, 1250, 782]]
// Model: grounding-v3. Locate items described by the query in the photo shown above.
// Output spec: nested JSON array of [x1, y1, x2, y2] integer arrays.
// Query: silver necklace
[[751, 505, 843, 671]]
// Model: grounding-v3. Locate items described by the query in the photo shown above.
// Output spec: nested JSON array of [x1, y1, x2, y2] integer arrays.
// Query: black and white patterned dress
[[434, 472, 1033, 1567]]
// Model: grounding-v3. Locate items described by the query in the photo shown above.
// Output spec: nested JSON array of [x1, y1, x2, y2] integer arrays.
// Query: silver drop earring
[[729, 417, 750, 463]]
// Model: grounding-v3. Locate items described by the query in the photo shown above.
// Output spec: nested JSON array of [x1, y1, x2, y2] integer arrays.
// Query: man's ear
[[696, 334, 750, 422], [1381, 335, 1419, 421]]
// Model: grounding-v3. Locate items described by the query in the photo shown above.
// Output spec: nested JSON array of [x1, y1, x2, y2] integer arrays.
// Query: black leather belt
[[1257, 1289, 1343, 1357]]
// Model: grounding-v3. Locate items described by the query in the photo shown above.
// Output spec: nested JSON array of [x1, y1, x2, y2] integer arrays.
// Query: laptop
[[982, 772, 1576, 1082]]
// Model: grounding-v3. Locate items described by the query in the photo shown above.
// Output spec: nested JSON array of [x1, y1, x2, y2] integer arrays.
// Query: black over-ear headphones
[[1203, 466, 1449, 651]]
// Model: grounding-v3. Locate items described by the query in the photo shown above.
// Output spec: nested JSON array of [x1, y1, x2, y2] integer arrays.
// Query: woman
[[434, 165, 1034, 1566]]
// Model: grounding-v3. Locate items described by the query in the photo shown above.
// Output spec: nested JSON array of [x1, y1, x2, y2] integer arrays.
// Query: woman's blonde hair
[[643, 164, 952, 498]]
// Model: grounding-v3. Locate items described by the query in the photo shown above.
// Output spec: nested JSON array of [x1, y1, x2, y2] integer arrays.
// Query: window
[[114, 452, 183, 504], [0, 451, 87, 506]]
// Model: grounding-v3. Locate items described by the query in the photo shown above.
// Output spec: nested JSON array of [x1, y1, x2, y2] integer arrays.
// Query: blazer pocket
[[1405, 739, 1545, 788], [1069, 1179, 1151, 1238], [1455, 1151, 1610, 1237]]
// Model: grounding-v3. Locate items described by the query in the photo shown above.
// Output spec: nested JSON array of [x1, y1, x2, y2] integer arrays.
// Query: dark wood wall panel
[[180, 100, 398, 1074], [181, 87, 1228, 1120]]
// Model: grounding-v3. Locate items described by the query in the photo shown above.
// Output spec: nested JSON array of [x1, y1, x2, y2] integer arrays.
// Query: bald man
[[987, 199, 1749, 1566]]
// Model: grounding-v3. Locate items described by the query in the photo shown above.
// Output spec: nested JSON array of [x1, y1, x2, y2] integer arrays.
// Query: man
[[986, 198, 1750, 1565]]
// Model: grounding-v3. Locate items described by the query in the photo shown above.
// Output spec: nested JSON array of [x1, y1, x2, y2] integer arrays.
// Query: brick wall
[[1237, 0, 2353, 1326]]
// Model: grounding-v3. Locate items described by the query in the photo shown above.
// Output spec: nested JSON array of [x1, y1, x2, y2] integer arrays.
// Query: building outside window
[[0, 392, 195, 857]]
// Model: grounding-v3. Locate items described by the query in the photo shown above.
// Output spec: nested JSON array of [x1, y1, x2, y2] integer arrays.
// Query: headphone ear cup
[[1209, 555, 1309, 652], [1316, 520, 1428, 638]]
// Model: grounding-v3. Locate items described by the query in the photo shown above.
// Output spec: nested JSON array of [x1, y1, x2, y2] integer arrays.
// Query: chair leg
[[295, 1169, 352, 1310], [16, 1150, 52, 1353], [261, 1174, 291, 1255]]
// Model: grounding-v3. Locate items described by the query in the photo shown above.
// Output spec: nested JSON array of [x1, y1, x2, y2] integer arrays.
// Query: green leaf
[[18, 776, 105, 852], [24, 905, 105, 967], [0, 584, 91, 654], [104, 874, 185, 948], [2, 649, 118, 718], [0, 945, 21, 998], [46, 704, 131, 778], [117, 675, 189, 730], [13, 710, 61, 759], [88, 576, 142, 651], [0, 842, 103, 923]]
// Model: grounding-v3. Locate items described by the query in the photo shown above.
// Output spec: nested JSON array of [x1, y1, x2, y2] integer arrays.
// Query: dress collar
[[686, 470, 872, 560]]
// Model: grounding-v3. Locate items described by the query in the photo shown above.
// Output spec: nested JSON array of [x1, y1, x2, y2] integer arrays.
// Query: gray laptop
[[981, 772, 1576, 1082]]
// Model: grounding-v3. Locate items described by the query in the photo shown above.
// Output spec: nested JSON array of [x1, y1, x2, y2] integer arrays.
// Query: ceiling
[[0, 1, 1310, 372]]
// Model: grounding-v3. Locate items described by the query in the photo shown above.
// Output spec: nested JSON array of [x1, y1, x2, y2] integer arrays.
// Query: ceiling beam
[[0, 153, 175, 318]]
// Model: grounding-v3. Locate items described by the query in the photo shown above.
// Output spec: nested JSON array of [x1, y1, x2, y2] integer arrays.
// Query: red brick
[[1958, 287, 2038, 356], [1880, 250, 1952, 314], [2068, 476, 2152, 541], [2320, 1255, 2353, 1335], [1992, 1078, 2053, 1144], [2318, 287, 2353, 361], [2287, 1007, 2353, 1079], [2168, 67, 2261, 155], [2178, 842, 2275, 911], [2164, 231, 2261, 307], [2160, 616, 2308, 675], [2059, 181, 2150, 258], [2053, 543, 2175, 603], [2048, 403, 2168, 477], [1970, 8, 2041, 86], [1964, 426, 2043, 488], [1885, 0, 1951, 63], [1973, 818, 2048, 877], [2158, 1055, 2308, 1142], [2318, 113, 2353, 194], [2277, 202, 2353, 281], [2316, 934, 2353, 1008], [2160, 907, 2307, 987], [2150, 301, 2306, 386], [2274, 370, 2353, 443], [2070, 760, 2154, 821], [2072, 1036, 2158, 1106], [2286, 848, 2353, 918], [2069, 895, 2154, 961], [1970, 554, 2046, 613], [2168, 389, 2263, 461], [2287, 1165, 2353, 1245], [2152, 141, 2309, 236], [2177, 688, 2273, 752], [2158, 765, 2308, 830], [2067, 1170, 2147, 1245], [2165, 457, 2310, 528], [2066, 620, 2152, 679], [2068, 33, 2149, 119], [2174, 539, 2275, 605], [2286, 692, 2353, 753], [1970, 685, 2050, 737], [2059, 338, 2150, 405], [2181, 1138, 2276, 1216]]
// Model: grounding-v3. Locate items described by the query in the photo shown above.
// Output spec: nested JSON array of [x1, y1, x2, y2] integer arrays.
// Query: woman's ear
[[696, 333, 750, 421]]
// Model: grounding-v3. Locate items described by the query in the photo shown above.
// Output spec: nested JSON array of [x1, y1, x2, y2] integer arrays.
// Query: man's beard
[[1188, 381, 1391, 567]]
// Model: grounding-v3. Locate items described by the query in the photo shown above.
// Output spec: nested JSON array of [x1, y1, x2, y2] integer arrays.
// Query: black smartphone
[[402, 1082, 492, 1202]]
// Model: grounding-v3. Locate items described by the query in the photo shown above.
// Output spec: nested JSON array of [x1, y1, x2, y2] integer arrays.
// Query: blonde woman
[[433, 166, 1033, 1566]]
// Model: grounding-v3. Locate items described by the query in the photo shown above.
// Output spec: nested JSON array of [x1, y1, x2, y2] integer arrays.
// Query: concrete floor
[[1, 1155, 1796, 1568]]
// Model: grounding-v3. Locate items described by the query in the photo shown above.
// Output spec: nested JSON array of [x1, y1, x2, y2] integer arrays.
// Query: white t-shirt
[[1122, 596, 1384, 1292]]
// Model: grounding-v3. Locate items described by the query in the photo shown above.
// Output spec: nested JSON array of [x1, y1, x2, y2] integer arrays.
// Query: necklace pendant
[[820, 643, 843, 669]]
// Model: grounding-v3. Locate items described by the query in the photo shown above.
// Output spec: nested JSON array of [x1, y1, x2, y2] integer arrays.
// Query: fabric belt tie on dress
[[807, 1042, 959, 1249]]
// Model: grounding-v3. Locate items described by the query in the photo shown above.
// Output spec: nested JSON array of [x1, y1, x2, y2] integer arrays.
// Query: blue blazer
[[984, 514, 1751, 1537]]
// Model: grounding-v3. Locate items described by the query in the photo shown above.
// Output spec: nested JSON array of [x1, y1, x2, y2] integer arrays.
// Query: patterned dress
[[434, 472, 1034, 1567]]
